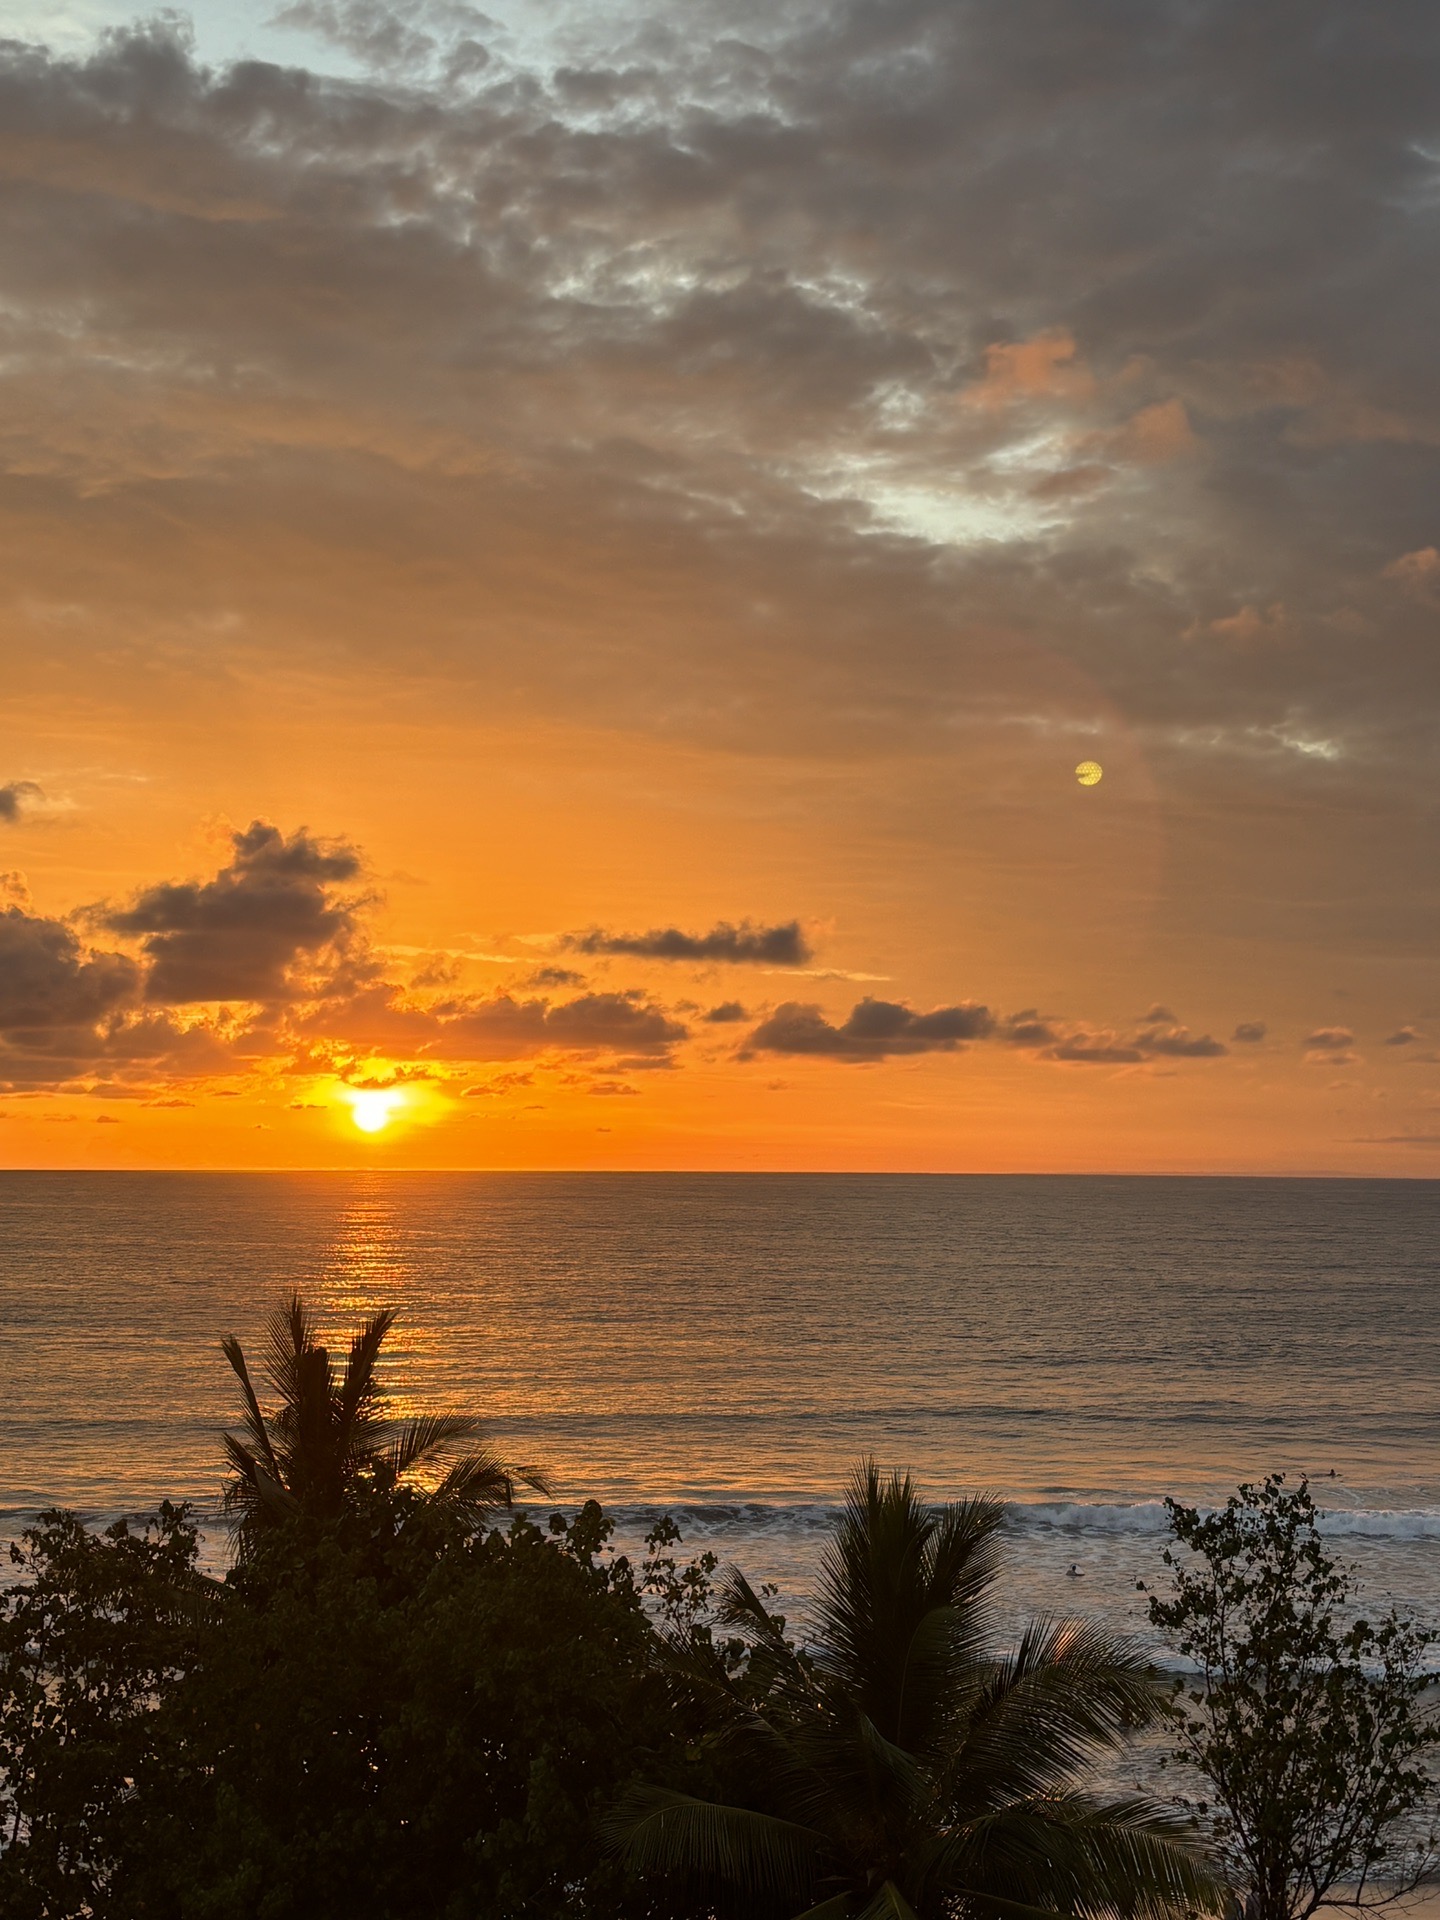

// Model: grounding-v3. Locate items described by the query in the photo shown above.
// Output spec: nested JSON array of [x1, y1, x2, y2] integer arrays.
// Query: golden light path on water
[[3, 1174, 1436, 1657]]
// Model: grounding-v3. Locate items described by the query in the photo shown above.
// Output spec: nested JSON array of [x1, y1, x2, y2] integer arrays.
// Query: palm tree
[[609, 1462, 1217, 1920], [221, 1292, 548, 1553]]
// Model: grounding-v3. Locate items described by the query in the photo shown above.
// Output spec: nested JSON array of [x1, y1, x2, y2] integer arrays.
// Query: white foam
[[1006, 1499, 1440, 1543], [557, 1496, 1440, 1548]]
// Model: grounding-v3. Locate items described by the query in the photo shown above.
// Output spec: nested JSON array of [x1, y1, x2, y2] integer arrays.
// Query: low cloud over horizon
[[0, 816, 1363, 1121], [566, 921, 813, 967]]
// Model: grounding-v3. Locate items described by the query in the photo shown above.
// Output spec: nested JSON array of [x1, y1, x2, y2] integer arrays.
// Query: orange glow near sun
[[346, 1088, 404, 1134]]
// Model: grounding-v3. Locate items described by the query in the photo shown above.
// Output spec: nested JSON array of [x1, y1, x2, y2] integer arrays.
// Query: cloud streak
[[742, 997, 1230, 1067], [744, 997, 996, 1060], [566, 921, 812, 966]]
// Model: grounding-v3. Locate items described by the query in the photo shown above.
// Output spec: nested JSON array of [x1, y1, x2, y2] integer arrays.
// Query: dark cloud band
[[745, 997, 995, 1059], [567, 921, 812, 966]]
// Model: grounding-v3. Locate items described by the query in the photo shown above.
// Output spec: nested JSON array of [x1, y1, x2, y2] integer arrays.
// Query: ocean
[[2, 1172, 1437, 1655]]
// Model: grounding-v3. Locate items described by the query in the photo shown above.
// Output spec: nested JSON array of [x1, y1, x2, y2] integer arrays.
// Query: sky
[[2, 0, 1439, 1172]]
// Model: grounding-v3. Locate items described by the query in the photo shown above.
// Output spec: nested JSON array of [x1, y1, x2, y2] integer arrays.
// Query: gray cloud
[[1042, 1017, 1227, 1064], [745, 994, 1232, 1065], [0, 907, 138, 1030], [1134, 1024, 1228, 1059], [1305, 1026, 1356, 1052], [1000, 1010, 1059, 1046], [103, 821, 364, 1004], [13, 3, 1438, 823], [0, 905, 239, 1091], [1232, 1021, 1268, 1043], [309, 982, 688, 1061], [1044, 1041, 1145, 1066], [567, 921, 812, 966], [1384, 1026, 1421, 1045], [0, 801, 1342, 1100], [0, 781, 43, 824], [4, 0, 1440, 1055], [436, 990, 687, 1058], [745, 997, 995, 1060]]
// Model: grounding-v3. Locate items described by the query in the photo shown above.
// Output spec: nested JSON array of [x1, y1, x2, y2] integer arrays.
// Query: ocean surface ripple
[[2, 1172, 1436, 1641]]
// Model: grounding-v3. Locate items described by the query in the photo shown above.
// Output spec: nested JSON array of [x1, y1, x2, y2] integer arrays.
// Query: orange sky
[[2, 2, 1439, 1172]]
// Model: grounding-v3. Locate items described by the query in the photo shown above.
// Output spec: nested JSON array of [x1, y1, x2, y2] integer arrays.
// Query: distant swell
[[4, 1495, 1439, 1544], [575, 1498, 1440, 1547]]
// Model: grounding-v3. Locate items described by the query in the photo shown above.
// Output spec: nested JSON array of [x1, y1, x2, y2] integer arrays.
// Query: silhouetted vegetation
[[221, 1292, 548, 1552], [610, 1463, 1215, 1920], [0, 1504, 205, 1920], [1150, 1476, 1438, 1920], [0, 1301, 1434, 1920]]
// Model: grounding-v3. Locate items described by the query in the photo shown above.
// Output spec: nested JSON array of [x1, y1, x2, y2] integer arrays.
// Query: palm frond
[[220, 1333, 280, 1478], [836, 1705, 929, 1819], [720, 1563, 814, 1681], [220, 1431, 300, 1549], [383, 1412, 488, 1481], [430, 1449, 519, 1513], [937, 1793, 1220, 1920], [942, 1892, 1079, 1920], [775, 1704, 926, 1848], [605, 1784, 826, 1898], [891, 1601, 982, 1754], [717, 1563, 817, 1707], [337, 1306, 396, 1439], [1042, 1795, 1220, 1919], [219, 1429, 262, 1488], [852, 1883, 922, 1920], [814, 1461, 1006, 1736], [922, 1493, 1009, 1618], [948, 1619, 1165, 1804], [718, 1563, 794, 1648], [262, 1292, 324, 1406], [654, 1617, 765, 1721], [791, 1896, 856, 1920]]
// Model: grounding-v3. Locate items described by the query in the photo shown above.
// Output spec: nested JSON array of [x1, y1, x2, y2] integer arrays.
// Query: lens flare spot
[[347, 1088, 403, 1133], [1075, 760, 1103, 786]]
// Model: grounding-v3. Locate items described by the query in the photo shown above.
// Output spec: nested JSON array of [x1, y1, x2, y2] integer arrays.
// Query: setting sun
[[3, 10, 1439, 1916], [346, 1089, 403, 1134]]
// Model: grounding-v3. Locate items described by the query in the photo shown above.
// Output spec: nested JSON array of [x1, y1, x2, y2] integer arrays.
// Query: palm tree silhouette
[[609, 1462, 1216, 1920], [221, 1293, 548, 1552]]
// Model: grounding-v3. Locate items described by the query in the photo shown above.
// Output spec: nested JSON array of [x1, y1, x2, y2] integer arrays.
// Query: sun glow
[[346, 1088, 404, 1133]]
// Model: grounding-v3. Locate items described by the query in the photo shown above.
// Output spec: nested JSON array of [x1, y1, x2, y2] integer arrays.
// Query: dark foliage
[[17, 1296, 1427, 1920], [0, 1489, 731, 1920], [221, 1292, 547, 1553], [145, 1493, 719, 1920], [1149, 1476, 1439, 1920], [0, 1503, 207, 1920], [610, 1461, 1218, 1920]]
